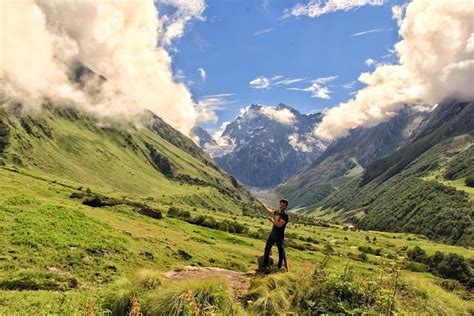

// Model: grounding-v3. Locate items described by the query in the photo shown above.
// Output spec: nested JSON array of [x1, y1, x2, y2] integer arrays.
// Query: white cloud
[[289, 76, 337, 99], [392, 3, 408, 26], [342, 80, 358, 89], [315, 0, 474, 141], [261, 106, 296, 125], [288, 133, 310, 152], [197, 67, 206, 81], [0, 0, 207, 136], [283, 0, 385, 19], [351, 28, 390, 37], [288, 132, 327, 152], [160, 0, 206, 46], [253, 27, 275, 36], [275, 78, 306, 85], [365, 58, 376, 66], [249, 76, 271, 89], [249, 75, 309, 90], [204, 121, 237, 158], [196, 93, 237, 124]]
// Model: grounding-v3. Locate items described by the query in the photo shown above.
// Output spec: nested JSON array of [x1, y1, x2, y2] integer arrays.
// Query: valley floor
[[0, 167, 473, 314]]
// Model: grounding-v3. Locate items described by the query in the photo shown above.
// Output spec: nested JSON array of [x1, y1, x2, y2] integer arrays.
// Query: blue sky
[[167, 0, 406, 132]]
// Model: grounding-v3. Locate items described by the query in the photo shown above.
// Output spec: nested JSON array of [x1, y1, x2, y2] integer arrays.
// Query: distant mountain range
[[194, 104, 327, 188], [277, 106, 427, 210]]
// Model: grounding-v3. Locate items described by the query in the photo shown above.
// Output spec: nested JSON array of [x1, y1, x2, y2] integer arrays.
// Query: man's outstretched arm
[[262, 203, 275, 214]]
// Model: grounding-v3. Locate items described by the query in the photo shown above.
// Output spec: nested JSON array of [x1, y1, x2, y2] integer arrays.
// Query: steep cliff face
[[211, 103, 326, 188]]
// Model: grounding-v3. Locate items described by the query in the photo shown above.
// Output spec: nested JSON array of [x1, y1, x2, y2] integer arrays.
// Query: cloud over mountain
[[0, 0, 208, 135], [315, 0, 474, 140]]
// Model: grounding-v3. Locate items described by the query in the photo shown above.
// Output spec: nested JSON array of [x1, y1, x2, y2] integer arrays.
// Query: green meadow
[[1, 167, 472, 314]]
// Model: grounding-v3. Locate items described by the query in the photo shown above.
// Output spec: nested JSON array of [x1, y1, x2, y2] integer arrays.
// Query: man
[[262, 199, 289, 272]]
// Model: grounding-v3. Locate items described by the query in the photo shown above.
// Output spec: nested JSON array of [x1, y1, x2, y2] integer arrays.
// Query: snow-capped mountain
[[199, 103, 327, 188]]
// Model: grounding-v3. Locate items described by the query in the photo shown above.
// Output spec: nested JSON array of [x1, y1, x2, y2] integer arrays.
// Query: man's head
[[279, 199, 288, 211]]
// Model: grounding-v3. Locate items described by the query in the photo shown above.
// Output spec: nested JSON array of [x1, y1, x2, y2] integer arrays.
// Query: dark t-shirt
[[271, 210, 288, 240]]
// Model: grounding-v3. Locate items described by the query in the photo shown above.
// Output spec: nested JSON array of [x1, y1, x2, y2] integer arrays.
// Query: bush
[[296, 266, 378, 314], [440, 279, 462, 292], [358, 252, 368, 262], [465, 176, 474, 188], [406, 247, 473, 289]]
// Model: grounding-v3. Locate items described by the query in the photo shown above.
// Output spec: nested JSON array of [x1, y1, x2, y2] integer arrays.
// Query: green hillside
[[277, 109, 425, 210], [0, 104, 255, 213], [318, 100, 474, 247]]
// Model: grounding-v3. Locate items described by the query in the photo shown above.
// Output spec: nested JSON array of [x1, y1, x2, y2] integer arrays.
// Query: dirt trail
[[163, 266, 259, 299]]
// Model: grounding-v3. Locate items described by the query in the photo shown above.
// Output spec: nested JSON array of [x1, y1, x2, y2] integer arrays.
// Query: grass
[[1, 167, 473, 314]]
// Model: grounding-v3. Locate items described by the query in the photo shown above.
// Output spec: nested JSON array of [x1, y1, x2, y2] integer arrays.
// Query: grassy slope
[[276, 110, 423, 210], [1, 168, 473, 314], [319, 134, 474, 246], [0, 105, 253, 213]]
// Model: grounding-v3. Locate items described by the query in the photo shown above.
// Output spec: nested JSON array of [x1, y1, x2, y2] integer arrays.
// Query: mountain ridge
[[276, 106, 427, 209], [201, 103, 326, 188]]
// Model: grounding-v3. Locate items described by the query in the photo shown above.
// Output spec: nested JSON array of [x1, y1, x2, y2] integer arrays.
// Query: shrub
[[296, 266, 378, 314], [440, 279, 462, 292], [465, 176, 474, 188], [358, 252, 368, 262], [407, 246, 427, 262], [406, 247, 473, 289]]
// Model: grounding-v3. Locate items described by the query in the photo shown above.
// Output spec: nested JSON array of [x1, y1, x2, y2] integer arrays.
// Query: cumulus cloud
[[365, 58, 376, 67], [392, 3, 408, 26], [261, 106, 296, 125], [315, 0, 474, 141], [283, 0, 385, 19], [0, 0, 207, 136], [197, 67, 206, 81], [160, 0, 206, 46], [289, 76, 337, 99]]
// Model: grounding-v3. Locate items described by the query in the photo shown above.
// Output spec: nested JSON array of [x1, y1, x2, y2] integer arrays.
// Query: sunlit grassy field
[[1, 166, 473, 314]]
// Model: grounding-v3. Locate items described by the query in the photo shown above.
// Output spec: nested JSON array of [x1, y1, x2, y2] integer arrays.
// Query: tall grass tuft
[[243, 273, 299, 315], [143, 279, 237, 315]]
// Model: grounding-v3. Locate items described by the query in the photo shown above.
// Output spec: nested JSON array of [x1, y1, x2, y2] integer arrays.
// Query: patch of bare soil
[[163, 266, 259, 300]]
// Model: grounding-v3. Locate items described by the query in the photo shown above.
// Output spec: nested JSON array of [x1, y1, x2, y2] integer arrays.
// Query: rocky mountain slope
[[276, 107, 426, 209], [205, 104, 327, 188]]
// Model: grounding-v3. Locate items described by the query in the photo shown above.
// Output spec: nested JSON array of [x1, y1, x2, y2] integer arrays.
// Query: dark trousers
[[263, 233, 285, 269]]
